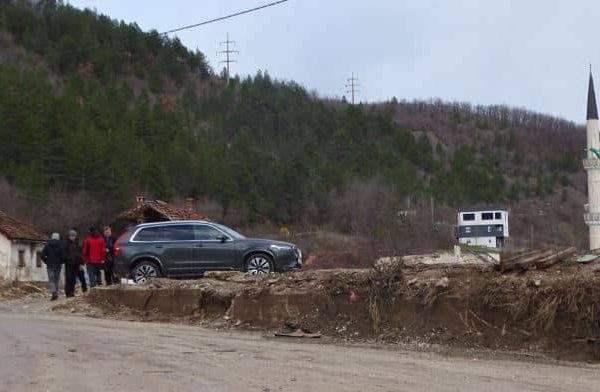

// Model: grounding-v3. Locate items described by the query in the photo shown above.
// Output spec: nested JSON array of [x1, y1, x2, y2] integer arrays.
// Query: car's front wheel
[[132, 260, 162, 283], [245, 254, 274, 275]]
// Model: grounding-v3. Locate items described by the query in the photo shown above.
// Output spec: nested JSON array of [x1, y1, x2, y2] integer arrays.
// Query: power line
[[160, 0, 289, 35], [31, 1, 289, 59], [345, 72, 359, 105], [217, 33, 238, 84]]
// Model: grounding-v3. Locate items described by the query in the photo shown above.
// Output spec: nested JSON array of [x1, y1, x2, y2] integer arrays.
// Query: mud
[[57, 261, 600, 361]]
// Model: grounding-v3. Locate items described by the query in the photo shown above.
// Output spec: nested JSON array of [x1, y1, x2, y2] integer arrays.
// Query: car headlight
[[270, 244, 291, 251]]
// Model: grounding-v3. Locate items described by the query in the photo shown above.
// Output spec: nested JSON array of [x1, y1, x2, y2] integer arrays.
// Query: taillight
[[114, 231, 127, 257], [114, 240, 121, 257]]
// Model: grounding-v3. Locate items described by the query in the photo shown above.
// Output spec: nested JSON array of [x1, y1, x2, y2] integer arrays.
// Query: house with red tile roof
[[116, 196, 210, 227], [0, 210, 48, 281]]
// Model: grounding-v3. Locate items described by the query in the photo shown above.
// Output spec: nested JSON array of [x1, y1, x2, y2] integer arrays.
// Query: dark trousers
[[87, 263, 102, 287], [66, 264, 87, 296], [76, 266, 87, 291], [104, 261, 115, 285]]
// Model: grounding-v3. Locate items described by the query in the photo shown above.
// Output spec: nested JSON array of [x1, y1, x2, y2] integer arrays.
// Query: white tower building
[[584, 71, 600, 250]]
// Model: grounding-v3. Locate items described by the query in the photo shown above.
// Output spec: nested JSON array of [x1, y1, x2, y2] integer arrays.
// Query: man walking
[[103, 226, 116, 285], [41, 233, 64, 300], [63, 229, 84, 297], [82, 226, 105, 288]]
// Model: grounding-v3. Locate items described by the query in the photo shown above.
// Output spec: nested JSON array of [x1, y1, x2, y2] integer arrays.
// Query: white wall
[[459, 236, 498, 248], [0, 235, 47, 282], [0, 234, 11, 280]]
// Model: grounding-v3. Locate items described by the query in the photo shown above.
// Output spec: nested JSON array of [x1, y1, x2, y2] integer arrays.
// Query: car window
[[162, 225, 195, 241], [134, 227, 162, 242], [213, 223, 245, 239], [194, 225, 225, 241]]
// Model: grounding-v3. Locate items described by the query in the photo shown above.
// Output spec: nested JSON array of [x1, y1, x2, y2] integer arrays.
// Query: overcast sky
[[66, 0, 600, 123]]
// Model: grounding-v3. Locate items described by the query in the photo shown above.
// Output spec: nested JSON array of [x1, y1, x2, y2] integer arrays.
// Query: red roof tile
[[117, 200, 210, 223], [0, 210, 48, 242]]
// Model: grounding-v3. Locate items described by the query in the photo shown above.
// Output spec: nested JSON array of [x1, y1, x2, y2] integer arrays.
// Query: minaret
[[584, 70, 600, 250]]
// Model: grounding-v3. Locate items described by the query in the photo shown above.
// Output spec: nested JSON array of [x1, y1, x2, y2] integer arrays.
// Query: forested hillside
[[0, 0, 588, 251]]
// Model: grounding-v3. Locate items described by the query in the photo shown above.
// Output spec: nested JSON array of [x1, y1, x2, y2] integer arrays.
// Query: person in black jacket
[[41, 233, 64, 300], [63, 229, 84, 297], [103, 226, 116, 285]]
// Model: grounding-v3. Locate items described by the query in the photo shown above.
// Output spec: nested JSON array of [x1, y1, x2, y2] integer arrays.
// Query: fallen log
[[500, 250, 546, 266], [501, 248, 577, 272], [534, 247, 577, 270], [501, 249, 555, 272]]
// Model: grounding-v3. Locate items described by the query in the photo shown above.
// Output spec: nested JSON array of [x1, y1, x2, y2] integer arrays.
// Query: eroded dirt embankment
[[60, 263, 600, 361]]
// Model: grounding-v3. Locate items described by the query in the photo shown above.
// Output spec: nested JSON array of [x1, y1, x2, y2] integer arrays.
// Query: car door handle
[[154, 244, 163, 249], [195, 244, 204, 248]]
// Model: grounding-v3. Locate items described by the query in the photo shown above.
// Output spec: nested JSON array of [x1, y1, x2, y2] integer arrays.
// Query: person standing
[[63, 229, 84, 297], [103, 226, 116, 285], [41, 233, 64, 300], [82, 226, 106, 288]]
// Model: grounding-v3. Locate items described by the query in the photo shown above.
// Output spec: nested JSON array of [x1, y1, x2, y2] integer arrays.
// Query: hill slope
[[0, 0, 588, 250]]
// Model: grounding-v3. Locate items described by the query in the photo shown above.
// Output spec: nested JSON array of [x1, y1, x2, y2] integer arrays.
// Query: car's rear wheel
[[132, 260, 161, 283], [245, 254, 274, 275]]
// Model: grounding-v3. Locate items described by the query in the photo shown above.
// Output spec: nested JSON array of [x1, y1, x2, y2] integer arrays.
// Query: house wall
[[2, 238, 47, 282], [459, 236, 498, 248], [0, 234, 11, 280]]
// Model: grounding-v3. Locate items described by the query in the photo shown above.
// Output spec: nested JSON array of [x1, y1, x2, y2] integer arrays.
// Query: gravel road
[[1, 309, 599, 391]]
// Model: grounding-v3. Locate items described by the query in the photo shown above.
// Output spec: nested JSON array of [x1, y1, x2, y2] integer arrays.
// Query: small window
[[134, 227, 162, 242], [18, 250, 25, 268], [36, 251, 42, 268], [495, 212, 502, 219], [482, 213, 494, 220], [465, 227, 471, 234], [463, 213, 475, 221], [162, 225, 195, 241], [194, 225, 225, 241]]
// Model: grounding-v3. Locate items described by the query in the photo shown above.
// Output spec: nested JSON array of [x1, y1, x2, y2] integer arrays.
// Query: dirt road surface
[[1, 308, 599, 392]]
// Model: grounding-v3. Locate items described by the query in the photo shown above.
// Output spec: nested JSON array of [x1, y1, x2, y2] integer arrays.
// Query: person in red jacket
[[82, 226, 106, 287]]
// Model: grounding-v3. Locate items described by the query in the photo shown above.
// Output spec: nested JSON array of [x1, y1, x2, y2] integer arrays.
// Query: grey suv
[[114, 221, 302, 283]]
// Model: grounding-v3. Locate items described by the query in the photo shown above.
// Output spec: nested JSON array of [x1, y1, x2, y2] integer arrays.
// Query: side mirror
[[220, 235, 230, 243]]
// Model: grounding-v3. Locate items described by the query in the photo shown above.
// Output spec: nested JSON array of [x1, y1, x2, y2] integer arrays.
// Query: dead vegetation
[[366, 259, 404, 332], [479, 272, 600, 333], [0, 280, 47, 300]]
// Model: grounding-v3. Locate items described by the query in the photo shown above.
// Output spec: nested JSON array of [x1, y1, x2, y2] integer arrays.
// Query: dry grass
[[366, 259, 404, 332], [479, 273, 600, 332], [0, 280, 47, 300]]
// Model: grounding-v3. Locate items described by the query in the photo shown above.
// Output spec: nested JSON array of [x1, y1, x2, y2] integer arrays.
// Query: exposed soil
[[55, 260, 600, 361]]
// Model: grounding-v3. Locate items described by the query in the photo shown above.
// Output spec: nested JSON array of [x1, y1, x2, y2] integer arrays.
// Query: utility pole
[[345, 72, 359, 104], [217, 33, 238, 84]]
